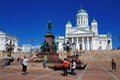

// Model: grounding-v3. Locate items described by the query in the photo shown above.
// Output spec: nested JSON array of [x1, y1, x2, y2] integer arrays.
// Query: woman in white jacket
[[22, 56, 29, 75]]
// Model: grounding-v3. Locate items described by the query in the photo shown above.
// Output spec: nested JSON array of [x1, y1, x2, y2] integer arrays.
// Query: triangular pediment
[[67, 28, 92, 34]]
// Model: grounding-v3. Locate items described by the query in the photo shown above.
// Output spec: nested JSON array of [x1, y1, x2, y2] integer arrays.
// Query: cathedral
[[56, 8, 112, 51]]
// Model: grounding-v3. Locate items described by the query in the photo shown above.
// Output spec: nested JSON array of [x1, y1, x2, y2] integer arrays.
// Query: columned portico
[[68, 37, 92, 50]]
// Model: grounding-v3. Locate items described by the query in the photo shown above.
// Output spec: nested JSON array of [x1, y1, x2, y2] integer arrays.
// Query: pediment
[[67, 28, 92, 34]]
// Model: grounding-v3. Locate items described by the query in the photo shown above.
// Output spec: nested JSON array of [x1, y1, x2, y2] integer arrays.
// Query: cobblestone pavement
[[0, 62, 120, 80]]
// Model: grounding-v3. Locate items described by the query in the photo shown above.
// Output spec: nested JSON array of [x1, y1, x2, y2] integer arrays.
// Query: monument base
[[37, 52, 62, 63]]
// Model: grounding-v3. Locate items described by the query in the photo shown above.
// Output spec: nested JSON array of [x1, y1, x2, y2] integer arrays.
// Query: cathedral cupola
[[66, 20, 72, 28], [76, 8, 88, 27], [91, 18, 98, 35], [65, 20, 72, 35], [91, 18, 97, 26], [77, 9, 87, 14]]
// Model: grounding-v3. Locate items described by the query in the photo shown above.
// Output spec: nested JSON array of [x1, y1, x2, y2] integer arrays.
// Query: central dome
[[77, 9, 87, 14]]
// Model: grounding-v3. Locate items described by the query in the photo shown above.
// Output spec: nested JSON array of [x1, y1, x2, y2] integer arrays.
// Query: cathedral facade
[[56, 8, 112, 51]]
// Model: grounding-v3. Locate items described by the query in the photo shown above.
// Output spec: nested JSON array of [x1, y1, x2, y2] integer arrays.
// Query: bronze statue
[[48, 20, 52, 33], [40, 20, 58, 53]]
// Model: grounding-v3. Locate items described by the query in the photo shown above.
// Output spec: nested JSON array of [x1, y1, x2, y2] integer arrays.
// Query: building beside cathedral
[[0, 31, 18, 52], [56, 8, 112, 51]]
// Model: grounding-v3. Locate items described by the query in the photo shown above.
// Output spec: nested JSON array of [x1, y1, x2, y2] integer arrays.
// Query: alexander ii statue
[[48, 20, 52, 33]]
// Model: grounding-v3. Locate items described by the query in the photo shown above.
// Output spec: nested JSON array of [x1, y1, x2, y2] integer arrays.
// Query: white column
[[77, 18, 78, 26], [91, 37, 93, 50], [87, 37, 90, 50], [76, 37, 78, 50], [72, 37, 74, 50], [82, 37, 85, 50], [72, 37, 74, 43], [84, 18, 86, 25], [80, 17, 81, 25], [84, 17, 85, 24]]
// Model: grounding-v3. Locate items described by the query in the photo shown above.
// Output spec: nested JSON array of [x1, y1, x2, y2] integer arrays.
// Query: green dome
[[67, 21, 71, 24], [66, 19, 72, 24], [77, 9, 87, 14], [92, 19, 97, 22]]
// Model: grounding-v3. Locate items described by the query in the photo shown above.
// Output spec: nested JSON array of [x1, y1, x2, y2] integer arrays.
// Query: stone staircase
[[78, 50, 120, 64], [57, 50, 120, 63]]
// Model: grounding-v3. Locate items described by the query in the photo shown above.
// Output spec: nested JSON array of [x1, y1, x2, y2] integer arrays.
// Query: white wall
[[0, 31, 18, 52]]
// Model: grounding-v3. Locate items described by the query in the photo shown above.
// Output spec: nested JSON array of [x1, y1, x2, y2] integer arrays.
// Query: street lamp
[[72, 42, 76, 50], [62, 42, 66, 51], [6, 40, 15, 65], [66, 40, 71, 61], [6, 40, 15, 57], [28, 39, 35, 57]]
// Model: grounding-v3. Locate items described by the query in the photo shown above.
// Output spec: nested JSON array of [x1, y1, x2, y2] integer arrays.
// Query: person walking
[[22, 56, 29, 75], [43, 54, 48, 69], [111, 59, 116, 71], [63, 58, 69, 76], [71, 59, 77, 75]]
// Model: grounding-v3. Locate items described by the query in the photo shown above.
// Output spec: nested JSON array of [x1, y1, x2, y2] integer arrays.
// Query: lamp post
[[62, 42, 66, 51], [28, 39, 36, 57], [6, 40, 15, 57], [6, 40, 15, 65], [66, 40, 71, 61], [72, 42, 75, 50]]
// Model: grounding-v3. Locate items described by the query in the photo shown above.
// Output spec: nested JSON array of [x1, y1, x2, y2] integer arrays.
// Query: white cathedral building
[[56, 8, 112, 51]]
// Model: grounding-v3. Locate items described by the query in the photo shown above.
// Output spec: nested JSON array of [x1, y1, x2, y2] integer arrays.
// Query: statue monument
[[38, 20, 62, 63], [40, 20, 57, 53]]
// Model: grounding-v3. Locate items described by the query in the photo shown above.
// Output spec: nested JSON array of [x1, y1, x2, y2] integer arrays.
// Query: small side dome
[[92, 18, 97, 23], [67, 20, 71, 24], [91, 18, 98, 26], [66, 20, 72, 27]]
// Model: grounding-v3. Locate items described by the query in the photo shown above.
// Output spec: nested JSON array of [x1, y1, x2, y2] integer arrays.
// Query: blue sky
[[0, 0, 120, 48]]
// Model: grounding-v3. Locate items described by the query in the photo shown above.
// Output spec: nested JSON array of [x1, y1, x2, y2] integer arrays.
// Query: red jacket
[[63, 61, 69, 67]]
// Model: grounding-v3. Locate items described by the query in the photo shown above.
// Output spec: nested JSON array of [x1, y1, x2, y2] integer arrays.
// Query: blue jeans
[[43, 60, 47, 68]]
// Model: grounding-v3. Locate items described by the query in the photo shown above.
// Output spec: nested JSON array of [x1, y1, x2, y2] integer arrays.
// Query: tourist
[[111, 59, 116, 71], [71, 59, 77, 75], [43, 54, 48, 69], [63, 58, 69, 76], [22, 56, 29, 75], [1, 59, 7, 67], [69, 59, 73, 74]]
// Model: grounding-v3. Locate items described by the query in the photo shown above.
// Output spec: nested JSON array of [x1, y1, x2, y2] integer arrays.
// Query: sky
[[0, 0, 120, 49]]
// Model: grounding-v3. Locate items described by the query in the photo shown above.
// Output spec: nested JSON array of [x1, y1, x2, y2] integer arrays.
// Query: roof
[[92, 19, 97, 22], [77, 9, 87, 14], [67, 20, 71, 24]]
